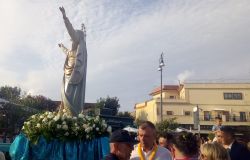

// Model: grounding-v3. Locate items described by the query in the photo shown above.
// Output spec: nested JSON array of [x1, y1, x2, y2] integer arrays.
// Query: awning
[[123, 126, 138, 133], [212, 108, 226, 111]]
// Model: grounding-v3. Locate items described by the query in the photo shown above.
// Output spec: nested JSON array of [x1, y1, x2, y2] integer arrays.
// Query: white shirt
[[130, 144, 172, 160]]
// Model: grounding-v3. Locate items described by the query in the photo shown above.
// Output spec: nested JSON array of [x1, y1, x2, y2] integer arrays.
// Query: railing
[[0, 143, 11, 152], [200, 115, 250, 122]]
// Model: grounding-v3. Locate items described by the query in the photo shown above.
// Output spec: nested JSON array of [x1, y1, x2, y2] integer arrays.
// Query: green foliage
[[207, 133, 215, 141], [19, 95, 58, 111], [96, 96, 120, 116], [118, 111, 133, 119], [155, 118, 179, 134], [0, 86, 21, 102], [0, 103, 33, 135]]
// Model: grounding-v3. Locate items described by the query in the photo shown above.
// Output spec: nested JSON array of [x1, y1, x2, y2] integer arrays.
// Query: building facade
[[135, 82, 250, 132]]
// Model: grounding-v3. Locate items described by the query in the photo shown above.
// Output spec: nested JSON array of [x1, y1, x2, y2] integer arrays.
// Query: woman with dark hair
[[172, 131, 199, 160]]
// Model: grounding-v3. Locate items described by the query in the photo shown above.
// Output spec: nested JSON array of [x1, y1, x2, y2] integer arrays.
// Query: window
[[184, 111, 191, 116], [224, 93, 243, 100], [169, 96, 175, 99], [166, 111, 173, 115], [204, 111, 211, 121]]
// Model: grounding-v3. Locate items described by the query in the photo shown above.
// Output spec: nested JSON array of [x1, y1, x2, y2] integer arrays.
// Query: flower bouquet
[[22, 110, 112, 144]]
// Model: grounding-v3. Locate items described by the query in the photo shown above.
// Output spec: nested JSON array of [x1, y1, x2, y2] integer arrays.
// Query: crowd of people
[[104, 120, 250, 160]]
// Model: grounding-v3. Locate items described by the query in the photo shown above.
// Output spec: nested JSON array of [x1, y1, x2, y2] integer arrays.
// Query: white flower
[[63, 109, 67, 113], [78, 113, 84, 118], [103, 123, 107, 128], [27, 122, 31, 126], [22, 126, 25, 130], [102, 120, 106, 124], [93, 124, 95, 128], [48, 121, 52, 127], [74, 123, 78, 126], [62, 124, 68, 130], [57, 124, 61, 129], [96, 127, 99, 131], [85, 127, 92, 133], [86, 135, 89, 139], [107, 126, 112, 133], [66, 115, 72, 119], [62, 121, 66, 125], [53, 115, 60, 121], [61, 115, 67, 121], [31, 115, 36, 119], [36, 123, 41, 128], [47, 113, 54, 119], [40, 115, 44, 119], [73, 117, 77, 120], [94, 116, 99, 122], [42, 118, 48, 122], [64, 132, 69, 136], [83, 124, 88, 129]]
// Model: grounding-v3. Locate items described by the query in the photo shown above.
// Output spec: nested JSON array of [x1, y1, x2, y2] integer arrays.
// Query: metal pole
[[161, 68, 163, 122]]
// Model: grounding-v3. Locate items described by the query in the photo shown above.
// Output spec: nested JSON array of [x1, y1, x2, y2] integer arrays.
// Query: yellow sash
[[137, 143, 158, 160]]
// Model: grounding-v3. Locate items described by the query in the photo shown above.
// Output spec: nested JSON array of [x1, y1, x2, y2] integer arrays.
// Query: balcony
[[200, 115, 250, 122]]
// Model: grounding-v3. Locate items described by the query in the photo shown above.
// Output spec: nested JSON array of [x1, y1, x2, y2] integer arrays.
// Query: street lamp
[[193, 105, 202, 137], [158, 53, 165, 122]]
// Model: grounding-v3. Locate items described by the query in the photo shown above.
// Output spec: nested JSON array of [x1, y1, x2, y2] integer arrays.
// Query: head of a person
[[215, 117, 222, 126], [158, 135, 167, 148], [215, 130, 223, 144], [172, 131, 199, 158], [138, 121, 157, 150], [247, 141, 250, 151], [109, 129, 136, 160], [200, 143, 230, 160], [158, 132, 174, 149], [220, 126, 235, 145]]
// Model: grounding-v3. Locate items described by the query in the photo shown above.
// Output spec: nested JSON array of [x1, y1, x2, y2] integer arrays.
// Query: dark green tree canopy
[[0, 86, 21, 102], [118, 111, 134, 119], [96, 96, 120, 116], [19, 95, 59, 111], [155, 118, 179, 135]]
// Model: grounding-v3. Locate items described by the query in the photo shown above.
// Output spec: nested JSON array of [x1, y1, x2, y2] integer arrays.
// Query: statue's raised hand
[[59, 6, 66, 17]]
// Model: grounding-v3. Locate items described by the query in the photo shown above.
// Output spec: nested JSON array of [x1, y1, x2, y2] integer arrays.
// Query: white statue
[[58, 6, 87, 116]]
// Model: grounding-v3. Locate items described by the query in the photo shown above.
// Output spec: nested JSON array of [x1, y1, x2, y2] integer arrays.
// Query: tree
[[118, 111, 134, 119], [155, 118, 179, 134], [0, 86, 21, 102], [96, 96, 120, 116], [19, 95, 59, 111]]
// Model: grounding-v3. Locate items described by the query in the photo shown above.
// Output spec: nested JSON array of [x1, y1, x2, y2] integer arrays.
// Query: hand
[[58, 43, 63, 48], [59, 6, 66, 16]]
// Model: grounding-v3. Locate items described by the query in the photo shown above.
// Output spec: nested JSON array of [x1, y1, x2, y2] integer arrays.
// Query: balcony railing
[[200, 115, 250, 122]]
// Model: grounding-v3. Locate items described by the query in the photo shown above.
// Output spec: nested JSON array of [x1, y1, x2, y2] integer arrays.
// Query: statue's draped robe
[[61, 16, 87, 116]]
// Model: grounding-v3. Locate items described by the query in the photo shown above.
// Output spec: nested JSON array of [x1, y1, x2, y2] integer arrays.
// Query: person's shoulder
[[157, 146, 172, 156], [103, 153, 119, 160], [130, 145, 139, 160]]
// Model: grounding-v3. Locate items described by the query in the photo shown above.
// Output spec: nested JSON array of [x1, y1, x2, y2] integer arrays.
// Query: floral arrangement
[[22, 110, 112, 144]]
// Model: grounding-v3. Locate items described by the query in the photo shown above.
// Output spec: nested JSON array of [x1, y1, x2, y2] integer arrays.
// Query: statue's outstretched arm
[[58, 43, 69, 54], [59, 6, 78, 43]]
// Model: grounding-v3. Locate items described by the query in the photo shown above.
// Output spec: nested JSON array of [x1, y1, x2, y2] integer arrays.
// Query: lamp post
[[193, 105, 202, 137], [158, 53, 165, 122]]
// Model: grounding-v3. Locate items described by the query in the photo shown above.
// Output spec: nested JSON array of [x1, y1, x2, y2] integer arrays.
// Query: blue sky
[[1, 0, 250, 111]]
